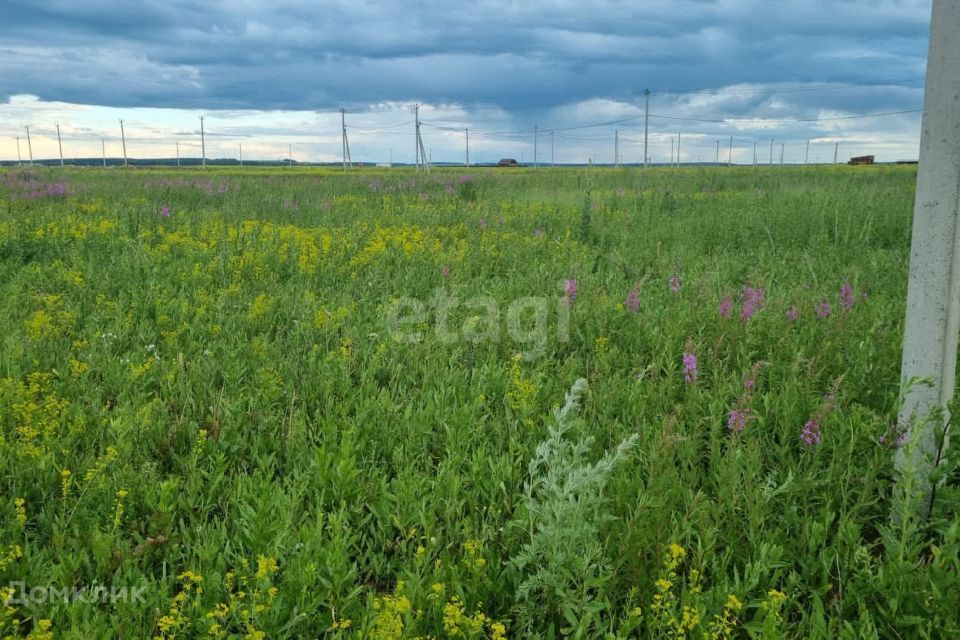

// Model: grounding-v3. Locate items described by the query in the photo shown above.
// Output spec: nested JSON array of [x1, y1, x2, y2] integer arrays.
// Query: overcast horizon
[[0, 0, 932, 164]]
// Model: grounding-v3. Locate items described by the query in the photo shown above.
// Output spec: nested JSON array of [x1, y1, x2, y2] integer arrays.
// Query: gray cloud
[[0, 0, 930, 113], [0, 0, 932, 163]]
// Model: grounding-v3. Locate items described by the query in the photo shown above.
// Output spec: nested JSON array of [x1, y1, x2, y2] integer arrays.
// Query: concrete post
[[895, 0, 960, 519]]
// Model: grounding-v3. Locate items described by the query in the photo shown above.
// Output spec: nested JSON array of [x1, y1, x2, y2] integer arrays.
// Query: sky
[[0, 0, 932, 164]]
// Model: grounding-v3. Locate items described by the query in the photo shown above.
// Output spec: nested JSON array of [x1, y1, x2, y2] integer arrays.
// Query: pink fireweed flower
[[564, 278, 577, 302], [669, 275, 681, 293], [816, 301, 832, 318], [785, 306, 799, 322], [727, 407, 751, 433], [683, 352, 698, 383], [880, 422, 908, 448], [160, 204, 171, 217], [718, 296, 733, 319], [800, 419, 821, 446], [739, 286, 765, 322], [626, 289, 640, 314], [839, 282, 855, 311], [727, 365, 761, 434]]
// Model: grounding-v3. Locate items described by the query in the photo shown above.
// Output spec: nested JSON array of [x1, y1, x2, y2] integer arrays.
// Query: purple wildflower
[[564, 278, 577, 302], [839, 282, 855, 311], [728, 407, 751, 433], [785, 306, 799, 322], [626, 289, 640, 314], [816, 301, 832, 319], [160, 204, 171, 217], [739, 286, 765, 322], [669, 275, 682, 293], [879, 432, 907, 448], [683, 352, 698, 383], [718, 297, 733, 319], [800, 419, 821, 446]]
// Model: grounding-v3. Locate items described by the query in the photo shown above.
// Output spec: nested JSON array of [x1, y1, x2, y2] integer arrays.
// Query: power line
[[649, 108, 922, 125], [345, 120, 412, 131], [418, 107, 920, 142]]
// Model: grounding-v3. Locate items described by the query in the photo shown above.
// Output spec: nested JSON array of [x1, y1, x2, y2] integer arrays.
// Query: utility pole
[[715, 139, 720, 164], [670, 137, 674, 165], [644, 88, 650, 168], [341, 108, 347, 170], [419, 131, 429, 171], [780, 143, 785, 166], [176, 140, 180, 168], [894, 0, 960, 521], [239, 143, 242, 167], [677, 132, 681, 167], [534, 125, 539, 168], [101, 138, 106, 167], [120, 120, 128, 167], [16, 137, 21, 166], [465, 128, 469, 167], [25, 126, 33, 167], [728, 136, 733, 166], [551, 131, 555, 166], [340, 108, 352, 170], [200, 115, 206, 168], [414, 104, 429, 172], [56, 123, 64, 166], [615, 130, 620, 167], [753, 141, 757, 166], [834, 141, 839, 164], [769, 138, 774, 165], [414, 104, 419, 170], [805, 139, 810, 165], [288, 144, 292, 167]]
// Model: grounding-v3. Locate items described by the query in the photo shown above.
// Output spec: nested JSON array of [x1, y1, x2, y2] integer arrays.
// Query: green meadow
[[0, 164, 957, 638]]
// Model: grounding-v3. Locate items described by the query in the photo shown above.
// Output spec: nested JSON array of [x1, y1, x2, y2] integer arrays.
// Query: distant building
[[848, 155, 875, 165], [497, 158, 520, 167]]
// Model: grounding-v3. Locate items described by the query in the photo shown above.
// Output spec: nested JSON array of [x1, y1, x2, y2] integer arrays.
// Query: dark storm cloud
[[0, 0, 931, 116]]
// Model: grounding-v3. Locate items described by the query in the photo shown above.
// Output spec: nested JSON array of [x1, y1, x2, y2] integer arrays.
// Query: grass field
[[0, 165, 957, 639]]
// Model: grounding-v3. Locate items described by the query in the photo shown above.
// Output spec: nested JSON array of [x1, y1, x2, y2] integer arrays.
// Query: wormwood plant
[[510, 378, 639, 636]]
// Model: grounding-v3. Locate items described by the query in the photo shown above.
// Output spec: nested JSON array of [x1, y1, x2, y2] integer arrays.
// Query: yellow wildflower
[[14, 498, 26, 527], [256, 555, 278, 579]]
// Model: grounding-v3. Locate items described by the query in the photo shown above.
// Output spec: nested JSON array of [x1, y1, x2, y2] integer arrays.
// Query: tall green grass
[[0, 164, 956, 638]]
